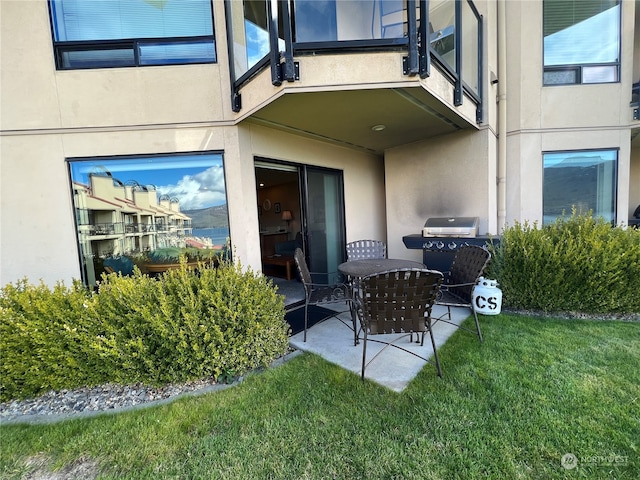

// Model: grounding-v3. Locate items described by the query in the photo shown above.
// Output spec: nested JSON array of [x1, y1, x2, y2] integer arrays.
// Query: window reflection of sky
[[544, 5, 619, 66], [294, 0, 337, 42], [70, 155, 227, 210], [544, 151, 617, 169], [245, 21, 270, 67]]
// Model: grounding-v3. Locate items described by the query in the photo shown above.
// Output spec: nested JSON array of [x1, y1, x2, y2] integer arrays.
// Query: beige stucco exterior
[[1, 0, 638, 287], [385, 128, 496, 262], [503, 0, 637, 225]]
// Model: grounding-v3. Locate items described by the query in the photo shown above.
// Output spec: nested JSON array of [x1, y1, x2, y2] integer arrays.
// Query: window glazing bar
[[280, 0, 296, 81], [454, 0, 463, 106], [268, 0, 283, 86], [418, 0, 430, 78], [474, 0, 483, 122], [224, 0, 241, 111], [405, 0, 419, 75]]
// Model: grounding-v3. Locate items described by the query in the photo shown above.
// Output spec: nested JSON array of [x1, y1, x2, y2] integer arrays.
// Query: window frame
[[542, 148, 619, 225], [66, 151, 230, 287], [48, 0, 218, 70], [542, 0, 621, 86]]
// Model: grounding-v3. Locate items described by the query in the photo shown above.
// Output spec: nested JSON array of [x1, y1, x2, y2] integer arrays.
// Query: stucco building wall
[[384, 128, 495, 262], [1, 0, 638, 288], [504, 0, 634, 226], [1, 121, 384, 286]]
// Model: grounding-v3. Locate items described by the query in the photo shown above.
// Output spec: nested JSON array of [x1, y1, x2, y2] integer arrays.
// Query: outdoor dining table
[[338, 258, 427, 278], [338, 258, 429, 345]]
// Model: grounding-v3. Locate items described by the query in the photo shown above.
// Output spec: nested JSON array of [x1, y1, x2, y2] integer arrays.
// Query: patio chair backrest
[[358, 268, 443, 335], [293, 248, 312, 289], [446, 246, 491, 301], [346, 240, 387, 261]]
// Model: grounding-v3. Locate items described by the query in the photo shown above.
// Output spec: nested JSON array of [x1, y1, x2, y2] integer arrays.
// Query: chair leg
[[472, 309, 483, 342], [427, 327, 442, 377], [303, 302, 309, 342], [361, 330, 368, 380], [349, 300, 359, 346]]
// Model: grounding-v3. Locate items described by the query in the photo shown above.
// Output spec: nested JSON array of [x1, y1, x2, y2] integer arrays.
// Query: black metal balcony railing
[[89, 223, 118, 236], [632, 82, 640, 120], [225, 0, 483, 121], [87, 222, 159, 236], [124, 223, 156, 233]]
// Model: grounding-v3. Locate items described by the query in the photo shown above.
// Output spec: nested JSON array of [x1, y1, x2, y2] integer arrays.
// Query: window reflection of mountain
[[182, 204, 230, 229]]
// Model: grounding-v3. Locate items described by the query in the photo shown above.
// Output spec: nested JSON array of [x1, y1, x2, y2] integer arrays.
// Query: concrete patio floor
[[289, 304, 471, 392]]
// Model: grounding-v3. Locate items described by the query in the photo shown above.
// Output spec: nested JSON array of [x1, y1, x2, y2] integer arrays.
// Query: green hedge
[[0, 260, 290, 402], [487, 213, 640, 314]]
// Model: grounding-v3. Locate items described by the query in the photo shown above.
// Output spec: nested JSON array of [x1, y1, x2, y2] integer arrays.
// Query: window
[[543, 149, 617, 225], [228, 0, 274, 81], [49, 0, 216, 69], [294, 0, 338, 43], [543, 0, 620, 85], [68, 153, 229, 286], [429, 0, 456, 66]]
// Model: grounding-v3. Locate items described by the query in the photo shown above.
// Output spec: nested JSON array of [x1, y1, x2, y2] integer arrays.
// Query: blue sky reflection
[[70, 154, 227, 210], [544, 4, 619, 66]]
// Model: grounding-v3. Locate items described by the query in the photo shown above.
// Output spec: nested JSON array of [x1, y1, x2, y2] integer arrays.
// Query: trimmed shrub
[[0, 260, 290, 401], [487, 212, 640, 314], [92, 260, 289, 386], [0, 279, 109, 401]]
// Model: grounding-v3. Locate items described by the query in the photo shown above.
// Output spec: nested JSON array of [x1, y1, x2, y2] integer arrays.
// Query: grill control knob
[[448, 241, 457, 250]]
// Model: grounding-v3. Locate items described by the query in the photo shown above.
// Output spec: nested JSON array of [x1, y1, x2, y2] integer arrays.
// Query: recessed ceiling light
[[371, 124, 386, 132]]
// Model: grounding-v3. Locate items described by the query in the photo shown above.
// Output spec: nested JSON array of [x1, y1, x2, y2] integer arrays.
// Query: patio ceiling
[[248, 86, 472, 154]]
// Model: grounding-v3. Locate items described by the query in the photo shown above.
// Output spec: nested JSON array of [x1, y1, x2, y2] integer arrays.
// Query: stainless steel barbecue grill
[[422, 217, 479, 238], [404, 217, 495, 272]]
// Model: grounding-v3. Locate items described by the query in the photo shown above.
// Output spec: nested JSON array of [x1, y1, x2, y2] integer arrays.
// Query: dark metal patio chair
[[293, 248, 354, 343], [355, 268, 444, 379], [433, 245, 491, 342], [346, 240, 387, 261]]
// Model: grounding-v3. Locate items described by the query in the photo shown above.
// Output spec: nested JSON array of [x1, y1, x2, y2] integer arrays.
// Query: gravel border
[[0, 350, 302, 426]]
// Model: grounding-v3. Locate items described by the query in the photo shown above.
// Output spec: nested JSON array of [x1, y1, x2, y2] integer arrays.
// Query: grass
[[1, 314, 638, 479]]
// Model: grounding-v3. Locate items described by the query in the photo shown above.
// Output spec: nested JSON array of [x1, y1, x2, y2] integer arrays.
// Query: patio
[[271, 271, 473, 392], [288, 303, 470, 392]]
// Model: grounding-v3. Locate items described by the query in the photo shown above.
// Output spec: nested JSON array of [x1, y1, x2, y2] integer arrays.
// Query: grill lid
[[423, 217, 478, 237]]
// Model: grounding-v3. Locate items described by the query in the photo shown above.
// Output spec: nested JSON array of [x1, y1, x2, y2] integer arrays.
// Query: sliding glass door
[[255, 160, 346, 282], [302, 166, 346, 284]]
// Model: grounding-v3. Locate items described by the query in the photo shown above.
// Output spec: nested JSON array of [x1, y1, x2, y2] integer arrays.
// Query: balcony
[[124, 223, 156, 234], [226, 0, 484, 154], [88, 222, 119, 237]]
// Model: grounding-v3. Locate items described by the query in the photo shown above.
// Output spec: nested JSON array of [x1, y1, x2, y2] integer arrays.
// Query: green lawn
[[1, 314, 638, 479]]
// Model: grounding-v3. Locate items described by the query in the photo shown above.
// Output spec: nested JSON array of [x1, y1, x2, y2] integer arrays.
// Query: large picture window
[[49, 0, 216, 69], [543, 149, 617, 225], [543, 0, 620, 85], [68, 152, 230, 286]]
